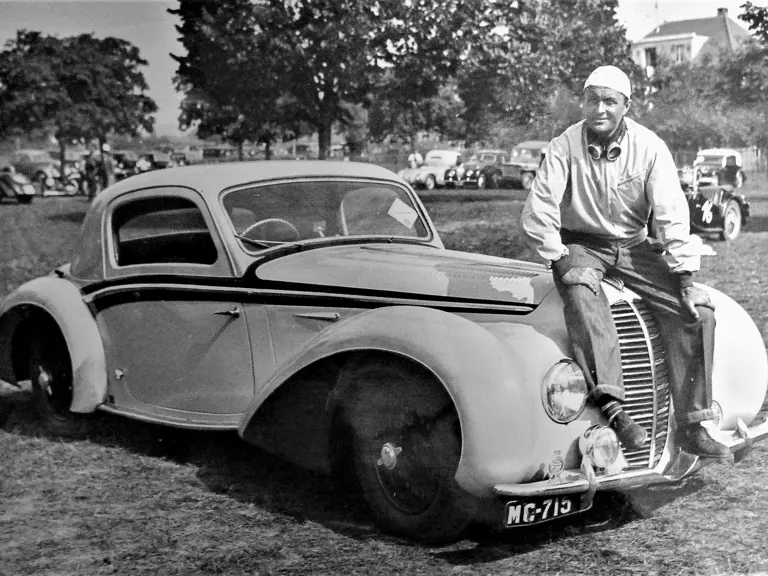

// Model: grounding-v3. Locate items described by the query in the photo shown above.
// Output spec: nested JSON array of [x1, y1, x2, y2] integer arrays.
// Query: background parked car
[[501, 140, 549, 190], [693, 148, 747, 188], [113, 150, 140, 181], [398, 149, 464, 190], [0, 166, 37, 204], [136, 151, 171, 172], [9, 149, 61, 193], [445, 149, 508, 189]]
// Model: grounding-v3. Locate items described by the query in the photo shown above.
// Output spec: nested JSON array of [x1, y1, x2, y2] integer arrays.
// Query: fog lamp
[[541, 360, 588, 424], [579, 425, 620, 469]]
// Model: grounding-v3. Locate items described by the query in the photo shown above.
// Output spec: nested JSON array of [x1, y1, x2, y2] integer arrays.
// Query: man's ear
[[624, 98, 632, 115]]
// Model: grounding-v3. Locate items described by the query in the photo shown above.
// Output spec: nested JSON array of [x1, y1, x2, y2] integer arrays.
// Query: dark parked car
[[113, 150, 140, 181], [445, 149, 508, 189], [501, 140, 549, 190], [687, 184, 749, 242], [136, 151, 172, 173], [0, 167, 37, 204]]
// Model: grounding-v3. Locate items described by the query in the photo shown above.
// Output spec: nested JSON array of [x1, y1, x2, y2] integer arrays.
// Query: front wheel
[[341, 361, 473, 543], [423, 174, 437, 190], [28, 328, 92, 437], [719, 199, 742, 242]]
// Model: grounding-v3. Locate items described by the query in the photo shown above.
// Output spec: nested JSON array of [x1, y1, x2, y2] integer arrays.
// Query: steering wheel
[[241, 218, 301, 242]]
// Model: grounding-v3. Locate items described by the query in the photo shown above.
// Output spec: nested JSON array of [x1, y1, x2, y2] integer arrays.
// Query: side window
[[112, 196, 218, 266]]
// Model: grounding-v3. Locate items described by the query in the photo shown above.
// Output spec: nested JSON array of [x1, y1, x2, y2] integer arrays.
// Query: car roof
[[95, 160, 402, 204], [513, 140, 549, 148], [697, 148, 738, 156], [476, 149, 507, 154]]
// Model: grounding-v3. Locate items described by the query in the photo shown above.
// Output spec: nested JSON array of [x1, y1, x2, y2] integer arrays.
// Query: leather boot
[[678, 424, 732, 459], [602, 400, 648, 450]]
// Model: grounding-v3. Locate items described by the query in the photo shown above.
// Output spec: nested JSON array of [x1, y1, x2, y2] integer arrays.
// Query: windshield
[[510, 147, 542, 160], [695, 155, 726, 165], [222, 179, 430, 251]]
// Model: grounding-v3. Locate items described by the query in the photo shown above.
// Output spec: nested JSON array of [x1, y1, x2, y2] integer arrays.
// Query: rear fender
[[0, 276, 106, 412], [238, 305, 551, 497]]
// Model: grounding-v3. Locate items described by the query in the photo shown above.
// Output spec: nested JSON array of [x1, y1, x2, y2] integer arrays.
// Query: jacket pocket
[[616, 170, 647, 203]]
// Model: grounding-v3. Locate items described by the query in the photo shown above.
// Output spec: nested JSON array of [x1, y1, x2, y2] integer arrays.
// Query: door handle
[[214, 306, 241, 318]]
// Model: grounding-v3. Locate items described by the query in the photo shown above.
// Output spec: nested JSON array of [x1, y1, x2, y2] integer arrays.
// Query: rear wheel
[[340, 361, 473, 543], [28, 327, 92, 437], [520, 172, 534, 191], [720, 199, 742, 242], [424, 174, 436, 190]]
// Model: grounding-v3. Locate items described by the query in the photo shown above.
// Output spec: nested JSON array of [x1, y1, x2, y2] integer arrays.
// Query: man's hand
[[681, 285, 714, 320], [560, 267, 601, 295]]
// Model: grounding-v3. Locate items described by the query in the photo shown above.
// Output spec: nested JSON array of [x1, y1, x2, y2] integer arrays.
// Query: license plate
[[504, 495, 581, 527]]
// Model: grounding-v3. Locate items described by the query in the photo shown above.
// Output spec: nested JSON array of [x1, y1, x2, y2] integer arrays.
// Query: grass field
[[2, 181, 768, 575]]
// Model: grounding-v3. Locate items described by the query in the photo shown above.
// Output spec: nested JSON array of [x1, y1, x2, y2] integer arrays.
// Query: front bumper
[[493, 418, 768, 509]]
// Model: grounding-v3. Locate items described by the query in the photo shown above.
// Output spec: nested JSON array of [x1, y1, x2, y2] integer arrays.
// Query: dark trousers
[[553, 235, 715, 426]]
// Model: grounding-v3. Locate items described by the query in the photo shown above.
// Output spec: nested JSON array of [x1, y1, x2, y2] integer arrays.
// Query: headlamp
[[541, 360, 588, 424]]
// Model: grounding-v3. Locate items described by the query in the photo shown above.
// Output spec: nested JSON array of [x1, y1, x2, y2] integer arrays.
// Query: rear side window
[[112, 196, 218, 266]]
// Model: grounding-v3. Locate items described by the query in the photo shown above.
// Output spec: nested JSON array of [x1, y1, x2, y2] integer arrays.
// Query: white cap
[[584, 65, 631, 100]]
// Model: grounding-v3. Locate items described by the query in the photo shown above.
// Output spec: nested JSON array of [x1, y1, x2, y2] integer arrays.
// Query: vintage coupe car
[[693, 148, 747, 188], [1, 162, 767, 543], [445, 149, 508, 189], [398, 149, 463, 190], [500, 140, 549, 190], [9, 149, 61, 193]]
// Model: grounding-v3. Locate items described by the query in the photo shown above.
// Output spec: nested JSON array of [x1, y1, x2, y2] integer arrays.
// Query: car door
[[93, 188, 256, 422]]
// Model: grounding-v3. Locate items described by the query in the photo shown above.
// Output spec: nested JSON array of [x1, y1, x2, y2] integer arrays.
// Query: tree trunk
[[317, 118, 332, 160], [265, 141, 272, 160], [237, 141, 244, 161]]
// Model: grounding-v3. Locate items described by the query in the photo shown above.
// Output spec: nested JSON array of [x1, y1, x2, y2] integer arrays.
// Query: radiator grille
[[611, 299, 670, 469]]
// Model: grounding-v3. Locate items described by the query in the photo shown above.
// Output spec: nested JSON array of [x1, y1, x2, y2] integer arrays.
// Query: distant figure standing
[[408, 149, 423, 169], [84, 150, 100, 201], [99, 144, 116, 189]]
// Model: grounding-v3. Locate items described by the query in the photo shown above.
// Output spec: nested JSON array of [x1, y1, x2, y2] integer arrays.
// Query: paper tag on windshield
[[387, 198, 417, 229]]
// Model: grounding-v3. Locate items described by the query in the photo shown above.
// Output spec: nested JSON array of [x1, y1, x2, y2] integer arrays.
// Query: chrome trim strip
[[98, 404, 241, 430], [83, 282, 535, 313]]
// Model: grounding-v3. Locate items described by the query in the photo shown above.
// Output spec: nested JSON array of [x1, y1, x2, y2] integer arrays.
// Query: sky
[[0, 0, 760, 135]]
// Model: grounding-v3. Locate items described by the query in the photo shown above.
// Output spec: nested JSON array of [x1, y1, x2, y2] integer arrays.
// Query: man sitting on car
[[521, 65, 730, 459]]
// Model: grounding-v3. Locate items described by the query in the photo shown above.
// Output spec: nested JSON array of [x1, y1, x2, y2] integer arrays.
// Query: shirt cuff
[[676, 271, 694, 289], [551, 253, 573, 277]]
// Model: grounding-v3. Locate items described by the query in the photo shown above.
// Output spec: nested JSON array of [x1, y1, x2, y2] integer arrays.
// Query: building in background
[[631, 8, 751, 76]]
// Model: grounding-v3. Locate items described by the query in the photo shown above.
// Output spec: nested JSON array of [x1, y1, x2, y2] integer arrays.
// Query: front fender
[[0, 275, 106, 412], [238, 305, 551, 497]]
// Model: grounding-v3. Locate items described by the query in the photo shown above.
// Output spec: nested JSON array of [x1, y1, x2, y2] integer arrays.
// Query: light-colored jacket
[[521, 117, 699, 273]]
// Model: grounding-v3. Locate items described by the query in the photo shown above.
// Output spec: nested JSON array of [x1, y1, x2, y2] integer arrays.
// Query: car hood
[[254, 243, 554, 306]]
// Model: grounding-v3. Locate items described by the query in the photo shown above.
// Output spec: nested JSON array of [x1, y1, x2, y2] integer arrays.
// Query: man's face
[[582, 86, 630, 138]]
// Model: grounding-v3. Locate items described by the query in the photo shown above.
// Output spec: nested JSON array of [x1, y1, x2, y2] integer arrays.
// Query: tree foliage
[[0, 30, 156, 151]]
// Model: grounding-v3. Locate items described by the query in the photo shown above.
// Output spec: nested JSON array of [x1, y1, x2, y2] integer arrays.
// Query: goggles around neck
[[585, 120, 626, 162]]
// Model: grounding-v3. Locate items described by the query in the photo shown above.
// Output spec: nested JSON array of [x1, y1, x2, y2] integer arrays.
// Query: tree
[[0, 30, 157, 164], [456, 0, 638, 143]]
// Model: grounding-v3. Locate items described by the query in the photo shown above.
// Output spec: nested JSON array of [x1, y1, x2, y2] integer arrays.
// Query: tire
[[340, 360, 473, 543], [735, 170, 745, 188], [719, 199, 742, 242], [477, 174, 486, 190], [424, 174, 436, 191], [520, 172, 534, 191], [28, 327, 92, 437]]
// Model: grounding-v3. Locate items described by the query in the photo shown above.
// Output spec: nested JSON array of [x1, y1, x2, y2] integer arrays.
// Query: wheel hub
[[377, 442, 402, 470], [37, 369, 53, 396]]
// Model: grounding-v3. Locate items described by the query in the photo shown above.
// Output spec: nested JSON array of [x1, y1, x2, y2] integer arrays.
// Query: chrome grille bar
[[611, 299, 670, 469]]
